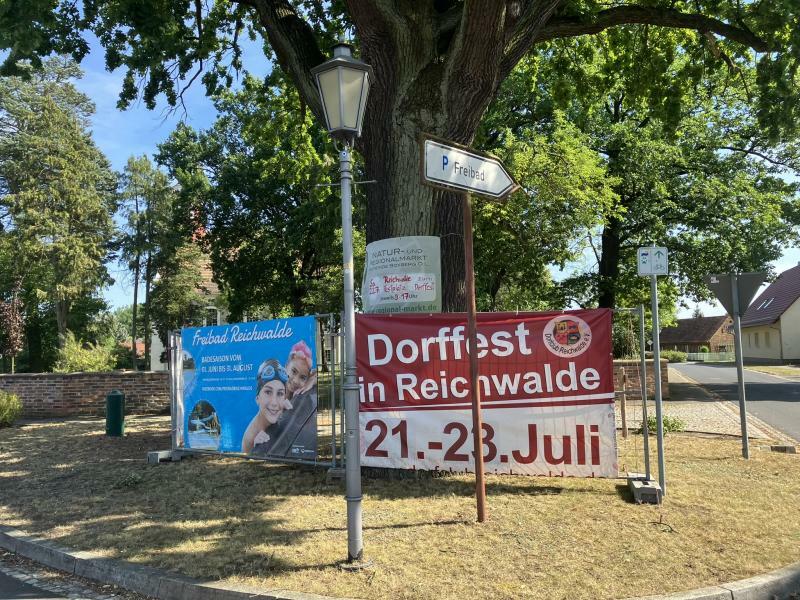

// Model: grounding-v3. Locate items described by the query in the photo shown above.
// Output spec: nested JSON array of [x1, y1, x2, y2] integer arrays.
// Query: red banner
[[356, 309, 617, 477]]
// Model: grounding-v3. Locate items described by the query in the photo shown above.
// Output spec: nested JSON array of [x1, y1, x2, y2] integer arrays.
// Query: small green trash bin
[[106, 390, 125, 437]]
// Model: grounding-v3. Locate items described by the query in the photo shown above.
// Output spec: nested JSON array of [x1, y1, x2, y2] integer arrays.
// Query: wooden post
[[619, 367, 628, 439], [463, 193, 487, 523]]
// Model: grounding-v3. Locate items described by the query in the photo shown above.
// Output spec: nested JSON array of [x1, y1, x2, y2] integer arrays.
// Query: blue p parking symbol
[[442, 155, 448, 171]]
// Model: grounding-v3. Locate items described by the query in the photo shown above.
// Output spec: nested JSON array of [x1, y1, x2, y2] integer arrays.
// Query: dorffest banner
[[355, 309, 617, 477]]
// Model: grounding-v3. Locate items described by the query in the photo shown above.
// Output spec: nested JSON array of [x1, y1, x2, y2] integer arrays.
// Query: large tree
[[6, 2, 798, 308], [0, 58, 116, 346], [119, 155, 176, 368], [482, 27, 800, 309]]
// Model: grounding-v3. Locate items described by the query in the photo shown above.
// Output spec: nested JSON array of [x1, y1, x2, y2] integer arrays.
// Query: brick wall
[[613, 359, 670, 401], [2, 361, 668, 420], [0, 371, 169, 418]]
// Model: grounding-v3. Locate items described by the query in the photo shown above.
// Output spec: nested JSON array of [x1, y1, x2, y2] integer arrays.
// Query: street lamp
[[311, 40, 372, 563]]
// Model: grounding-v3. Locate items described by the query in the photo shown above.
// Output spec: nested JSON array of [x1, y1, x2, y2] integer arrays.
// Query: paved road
[[671, 362, 800, 442], [0, 570, 60, 599]]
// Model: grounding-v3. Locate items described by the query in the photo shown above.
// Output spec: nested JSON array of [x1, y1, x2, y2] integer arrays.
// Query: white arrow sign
[[423, 138, 518, 199]]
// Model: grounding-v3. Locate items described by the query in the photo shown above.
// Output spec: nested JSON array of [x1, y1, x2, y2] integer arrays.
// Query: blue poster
[[180, 316, 318, 460]]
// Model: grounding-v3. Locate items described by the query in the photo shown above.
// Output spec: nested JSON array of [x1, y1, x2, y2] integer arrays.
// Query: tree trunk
[[143, 251, 152, 371], [55, 299, 69, 347], [597, 214, 622, 309], [26, 308, 43, 372], [359, 81, 486, 312], [131, 255, 140, 370]]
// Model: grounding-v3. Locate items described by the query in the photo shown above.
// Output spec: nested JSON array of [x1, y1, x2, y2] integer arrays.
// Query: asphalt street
[[672, 362, 800, 442], [0, 570, 59, 599]]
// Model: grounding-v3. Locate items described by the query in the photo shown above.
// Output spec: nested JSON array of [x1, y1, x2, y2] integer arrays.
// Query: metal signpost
[[704, 272, 766, 459], [637, 246, 668, 496], [422, 135, 519, 523]]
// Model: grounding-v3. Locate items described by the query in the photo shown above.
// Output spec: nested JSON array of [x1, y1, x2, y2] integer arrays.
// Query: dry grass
[[746, 365, 800, 378], [1, 416, 799, 600]]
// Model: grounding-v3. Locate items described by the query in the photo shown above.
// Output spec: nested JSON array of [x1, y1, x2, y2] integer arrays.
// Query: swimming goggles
[[257, 362, 288, 385]]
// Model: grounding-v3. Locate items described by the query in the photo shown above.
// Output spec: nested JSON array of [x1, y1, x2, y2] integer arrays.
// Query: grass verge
[[746, 365, 800, 378], [1, 416, 799, 600]]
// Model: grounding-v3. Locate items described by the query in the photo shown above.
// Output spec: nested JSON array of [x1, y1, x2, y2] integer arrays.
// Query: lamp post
[[311, 40, 373, 563]]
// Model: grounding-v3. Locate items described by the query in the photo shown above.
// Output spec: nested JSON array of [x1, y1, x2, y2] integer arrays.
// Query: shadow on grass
[[615, 483, 635, 504], [0, 417, 600, 583]]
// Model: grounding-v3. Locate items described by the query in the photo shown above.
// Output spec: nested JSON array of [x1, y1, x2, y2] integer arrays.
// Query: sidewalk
[[615, 367, 796, 444]]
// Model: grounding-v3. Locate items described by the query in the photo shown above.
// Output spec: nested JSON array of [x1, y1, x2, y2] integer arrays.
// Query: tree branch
[[246, 0, 326, 123], [534, 6, 770, 52], [716, 146, 799, 170], [500, 0, 563, 79]]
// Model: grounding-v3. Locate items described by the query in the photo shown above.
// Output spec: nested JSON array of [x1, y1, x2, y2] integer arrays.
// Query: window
[[757, 297, 775, 310], [765, 331, 771, 347], [747, 333, 751, 347], [754, 332, 760, 348]]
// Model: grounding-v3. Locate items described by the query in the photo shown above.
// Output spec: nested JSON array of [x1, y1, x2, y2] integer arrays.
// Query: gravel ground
[[0, 550, 153, 600]]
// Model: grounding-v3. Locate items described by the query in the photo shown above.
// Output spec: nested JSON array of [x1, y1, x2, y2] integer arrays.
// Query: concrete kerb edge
[[0, 526, 337, 600], [3, 524, 798, 600]]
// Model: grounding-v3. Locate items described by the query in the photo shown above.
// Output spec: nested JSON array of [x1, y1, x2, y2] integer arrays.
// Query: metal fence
[[686, 352, 735, 363]]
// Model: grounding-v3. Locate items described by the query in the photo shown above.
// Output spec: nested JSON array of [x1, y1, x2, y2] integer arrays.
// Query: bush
[[699, 345, 710, 353], [52, 331, 116, 373], [643, 414, 686, 434], [661, 350, 687, 363], [0, 390, 22, 427]]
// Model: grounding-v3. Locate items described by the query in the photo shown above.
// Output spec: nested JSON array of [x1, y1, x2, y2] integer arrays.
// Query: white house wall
[[780, 297, 800, 361], [742, 323, 782, 362]]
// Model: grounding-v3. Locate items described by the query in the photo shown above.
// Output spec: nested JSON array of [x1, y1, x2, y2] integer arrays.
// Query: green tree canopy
[[4, 2, 798, 309], [0, 57, 116, 354], [157, 71, 358, 319]]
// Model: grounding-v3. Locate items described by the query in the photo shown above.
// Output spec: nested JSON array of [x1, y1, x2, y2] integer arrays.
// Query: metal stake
[[650, 276, 666, 496], [638, 305, 652, 481], [462, 193, 488, 523], [329, 313, 338, 468], [339, 144, 363, 561], [730, 274, 750, 459]]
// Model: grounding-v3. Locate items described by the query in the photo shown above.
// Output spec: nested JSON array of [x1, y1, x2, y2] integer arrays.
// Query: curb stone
[[2, 525, 798, 600], [0, 526, 341, 600]]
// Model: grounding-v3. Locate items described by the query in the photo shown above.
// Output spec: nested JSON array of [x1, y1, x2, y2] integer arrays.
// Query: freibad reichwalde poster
[[180, 316, 318, 461]]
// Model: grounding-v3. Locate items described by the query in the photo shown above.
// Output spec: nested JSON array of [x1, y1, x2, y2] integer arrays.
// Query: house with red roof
[[659, 315, 733, 353], [741, 264, 800, 363]]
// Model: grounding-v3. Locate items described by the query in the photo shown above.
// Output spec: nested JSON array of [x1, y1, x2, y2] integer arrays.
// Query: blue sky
[[73, 34, 799, 318]]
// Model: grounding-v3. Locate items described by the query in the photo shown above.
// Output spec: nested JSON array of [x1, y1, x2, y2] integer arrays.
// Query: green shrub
[[661, 350, 687, 363], [642, 414, 685, 434], [699, 345, 710, 353], [0, 390, 22, 427], [612, 319, 639, 359], [52, 331, 116, 373]]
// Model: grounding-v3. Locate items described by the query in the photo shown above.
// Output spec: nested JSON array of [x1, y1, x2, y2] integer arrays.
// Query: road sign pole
[[730, 274, 750, 459], [650, 275, 666, 496], [462, 192, 487, 523], [638, 305, 652, 482]]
